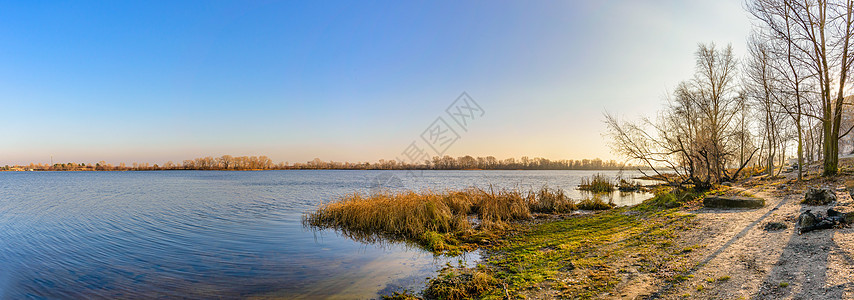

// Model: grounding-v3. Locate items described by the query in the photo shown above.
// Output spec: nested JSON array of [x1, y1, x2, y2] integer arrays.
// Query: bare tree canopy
[[748, 0, 854, 175], [606, 1, 854, 184], [606, 43, 747, 188]]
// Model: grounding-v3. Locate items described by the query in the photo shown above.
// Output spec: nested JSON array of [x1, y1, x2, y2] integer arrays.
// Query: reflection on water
[[0, 170, 649, 298]]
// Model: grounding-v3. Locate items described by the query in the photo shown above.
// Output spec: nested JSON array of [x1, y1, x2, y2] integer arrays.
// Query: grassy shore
[[345, 170, 854, 299], [305, 186, 708, 299], [387, 188, 701, 300], [484, 195, 698, 299]]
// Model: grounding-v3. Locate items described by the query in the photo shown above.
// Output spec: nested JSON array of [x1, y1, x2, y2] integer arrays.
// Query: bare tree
[[685, 43, 742, 183], [748, 0, 854, 175], [745, 33, 785, 176], [606, 43, 744, 188]]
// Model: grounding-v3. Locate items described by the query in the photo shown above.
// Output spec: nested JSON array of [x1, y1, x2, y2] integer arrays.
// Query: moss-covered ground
[[484, 203, 697, 299]]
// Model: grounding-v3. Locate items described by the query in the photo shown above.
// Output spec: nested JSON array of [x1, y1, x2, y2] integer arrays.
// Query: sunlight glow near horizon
[[0, 1, 751, 166]]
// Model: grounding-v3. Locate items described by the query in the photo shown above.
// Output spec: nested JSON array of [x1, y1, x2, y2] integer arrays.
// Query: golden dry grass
[[577, 195, 616, 210], [303, 186, 595, 254], [529, 187, 577, 213], [578, 173, 616, 193], [422, 267, 499, 300]]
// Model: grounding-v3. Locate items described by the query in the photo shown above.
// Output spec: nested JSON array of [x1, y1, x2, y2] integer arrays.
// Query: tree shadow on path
[[646, 191, 788, 298], [753, 228, 854, 299]]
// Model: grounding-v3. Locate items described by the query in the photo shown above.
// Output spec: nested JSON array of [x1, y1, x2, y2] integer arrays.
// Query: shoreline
[[0, 168, 650, 172], [410, 175, 854, 299]]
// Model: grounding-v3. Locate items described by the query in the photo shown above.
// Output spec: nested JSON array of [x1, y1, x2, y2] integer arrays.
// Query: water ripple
[[0, 170, 648, 298]]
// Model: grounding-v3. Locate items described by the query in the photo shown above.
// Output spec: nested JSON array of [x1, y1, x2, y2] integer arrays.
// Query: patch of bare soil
[[619, 176, 854, 299]]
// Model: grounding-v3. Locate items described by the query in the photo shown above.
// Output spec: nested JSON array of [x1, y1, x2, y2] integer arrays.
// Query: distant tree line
[[1, 155, 638, 171], [299, 156, 632, 170]]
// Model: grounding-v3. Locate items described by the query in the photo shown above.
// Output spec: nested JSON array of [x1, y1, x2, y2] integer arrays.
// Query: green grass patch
[[634, 186, 708, 211], [486, 202, 695, 298]]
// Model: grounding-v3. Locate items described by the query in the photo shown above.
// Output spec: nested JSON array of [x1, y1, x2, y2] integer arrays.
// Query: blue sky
[[0, 1, 751, 165]]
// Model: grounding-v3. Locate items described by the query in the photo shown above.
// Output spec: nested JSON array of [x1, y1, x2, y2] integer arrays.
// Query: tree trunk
[[797, 122, 804, 181], [824, 117, 837, 175]]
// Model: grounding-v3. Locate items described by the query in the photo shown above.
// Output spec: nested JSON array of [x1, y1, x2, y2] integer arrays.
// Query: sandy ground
[[617, 177, 854, 299]]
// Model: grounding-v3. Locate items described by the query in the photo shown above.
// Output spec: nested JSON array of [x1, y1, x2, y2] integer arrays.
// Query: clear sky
[[0, 1, 751, 165]]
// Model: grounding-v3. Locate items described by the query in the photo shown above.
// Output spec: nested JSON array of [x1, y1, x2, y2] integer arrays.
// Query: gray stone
[[763, 222, 787, 231], [703, 196, 765, 209], [803, 188, 836, 205], [800, 220, 835, 234], [796, 210, 818, 228], [827, 208, 854, 224], [797, 209, 852, 234]]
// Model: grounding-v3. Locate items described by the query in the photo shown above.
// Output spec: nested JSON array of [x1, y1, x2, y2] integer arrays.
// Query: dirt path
[[633, 182, 854, 299]]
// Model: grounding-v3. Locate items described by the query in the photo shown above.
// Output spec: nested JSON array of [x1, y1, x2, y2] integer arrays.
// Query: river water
[[0, 170, 651, 298]]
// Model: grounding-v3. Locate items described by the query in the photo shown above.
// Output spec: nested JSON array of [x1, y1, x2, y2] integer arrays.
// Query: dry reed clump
[[578, 173, 616, 193], [529, 186, 576, 213], [577, 195, 615, 210], [617, 178, 642, 192], [474, 189, 532, 231], [303, 186, 612, 254], [303, 191, 471, 248], [423, 267, 499, 300]]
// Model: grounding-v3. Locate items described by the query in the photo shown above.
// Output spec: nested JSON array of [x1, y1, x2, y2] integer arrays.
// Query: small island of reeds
[[578, 173, 645, 193], [577, 173, 616, 193]]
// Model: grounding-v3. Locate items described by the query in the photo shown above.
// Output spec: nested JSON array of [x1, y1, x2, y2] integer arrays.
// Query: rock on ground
[[703, 196, 765, 209], [804, 188, 837, 205]]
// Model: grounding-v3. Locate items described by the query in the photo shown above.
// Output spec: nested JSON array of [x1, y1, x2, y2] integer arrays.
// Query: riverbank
[[404, 189, 701, 299], [304, 186, 708, 299], [381, 174, 854, 299]]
